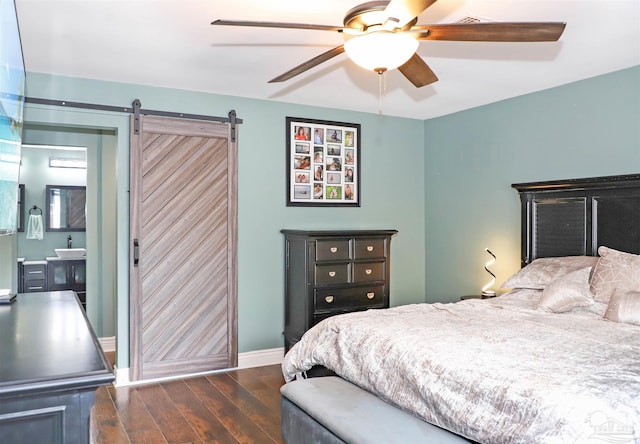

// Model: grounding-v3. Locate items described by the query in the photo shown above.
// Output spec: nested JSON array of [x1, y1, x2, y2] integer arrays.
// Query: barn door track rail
[[25, 97, 242, 142]]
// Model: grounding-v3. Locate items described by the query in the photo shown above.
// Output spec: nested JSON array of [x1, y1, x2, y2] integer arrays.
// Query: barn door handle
[[133, 239, 139, 266]]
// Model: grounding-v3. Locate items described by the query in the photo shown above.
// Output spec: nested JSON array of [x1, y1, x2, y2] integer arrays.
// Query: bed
[[280, 173, 640, 444]]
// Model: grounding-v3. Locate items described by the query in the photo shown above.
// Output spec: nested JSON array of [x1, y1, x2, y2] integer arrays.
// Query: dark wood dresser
[[0, 291, 114, 443], [282, 229, 397, 352]]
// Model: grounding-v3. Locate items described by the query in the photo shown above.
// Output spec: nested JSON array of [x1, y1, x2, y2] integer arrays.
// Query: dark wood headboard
[[512, 174, 640, 267]]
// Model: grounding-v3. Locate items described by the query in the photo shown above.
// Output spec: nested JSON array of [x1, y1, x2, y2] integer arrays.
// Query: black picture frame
[[286, 117, 361, 207]]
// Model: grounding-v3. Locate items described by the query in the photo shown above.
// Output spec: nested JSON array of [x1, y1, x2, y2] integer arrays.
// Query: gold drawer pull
[[330, 247, 338, 253], [366, 292, 375, 299], [328, 271, 336, 277], [365, 269, 372, 275], [325, 296, 334, 303], [367, 245, 374, 252]]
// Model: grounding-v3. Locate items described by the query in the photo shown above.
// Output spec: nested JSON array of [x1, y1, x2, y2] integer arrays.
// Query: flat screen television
[[0, 0, 25, 236]]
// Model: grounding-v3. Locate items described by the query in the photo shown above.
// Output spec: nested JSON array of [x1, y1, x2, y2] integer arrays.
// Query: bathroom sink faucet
[[67, 235, 72, 249]]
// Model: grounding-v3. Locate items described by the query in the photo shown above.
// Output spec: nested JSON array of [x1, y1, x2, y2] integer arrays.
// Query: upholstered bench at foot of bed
[[280, 376, 472, 444]]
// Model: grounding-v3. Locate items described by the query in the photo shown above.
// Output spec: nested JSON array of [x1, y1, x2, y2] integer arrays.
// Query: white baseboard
[[114, 347, 284, 387], [98, 336, 115, 352], [237, 347, 284, 369]]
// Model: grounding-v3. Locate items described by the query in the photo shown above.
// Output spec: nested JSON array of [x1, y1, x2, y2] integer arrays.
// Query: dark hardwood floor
[[91, 364, 285, 444]]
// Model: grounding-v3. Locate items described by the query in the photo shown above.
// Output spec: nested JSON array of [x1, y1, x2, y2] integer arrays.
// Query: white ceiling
[[14, 0, 640, 120]]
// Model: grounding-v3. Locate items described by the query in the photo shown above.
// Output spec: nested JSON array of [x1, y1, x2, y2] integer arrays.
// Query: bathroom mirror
[[46, 185, 86, 231]]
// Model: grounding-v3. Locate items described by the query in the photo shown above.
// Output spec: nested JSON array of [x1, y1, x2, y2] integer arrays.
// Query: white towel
[[26, 214, 43, 240]]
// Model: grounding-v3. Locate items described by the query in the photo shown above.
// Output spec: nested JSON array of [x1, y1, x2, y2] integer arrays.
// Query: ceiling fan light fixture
[[344, 31, 419, 73]]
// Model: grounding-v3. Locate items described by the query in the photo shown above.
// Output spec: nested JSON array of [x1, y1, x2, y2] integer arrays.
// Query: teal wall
[[22, 73, 426, 366], [424, 65, 640, 302]]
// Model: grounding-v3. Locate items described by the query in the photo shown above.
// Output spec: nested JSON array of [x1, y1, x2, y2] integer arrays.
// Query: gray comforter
[[282, 291, 640, 443]]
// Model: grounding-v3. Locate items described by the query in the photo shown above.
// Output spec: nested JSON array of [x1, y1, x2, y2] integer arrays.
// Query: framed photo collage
[[286, 117, 361, 207]]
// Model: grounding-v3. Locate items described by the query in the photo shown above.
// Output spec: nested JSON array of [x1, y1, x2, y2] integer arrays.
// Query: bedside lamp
[[481, 248, 496, 297]]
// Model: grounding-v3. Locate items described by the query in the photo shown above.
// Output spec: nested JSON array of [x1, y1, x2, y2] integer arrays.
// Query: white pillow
[[590, 246, 640, 304], [604, 290, 640, 326], [538, 267, 593, 313], [501, 256, 598, 290]]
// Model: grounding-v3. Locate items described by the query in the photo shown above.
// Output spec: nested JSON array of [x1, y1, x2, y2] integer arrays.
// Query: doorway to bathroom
[[18, 124, 118, 341]]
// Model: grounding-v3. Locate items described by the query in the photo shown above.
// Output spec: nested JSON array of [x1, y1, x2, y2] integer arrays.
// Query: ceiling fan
[[212, 0, 566, 87]]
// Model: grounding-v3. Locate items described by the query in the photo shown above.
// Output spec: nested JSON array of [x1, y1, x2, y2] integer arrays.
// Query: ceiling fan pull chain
[[378, 70, 390, 117], [384, 71, 388, 96], [378, 73, 383, 117]]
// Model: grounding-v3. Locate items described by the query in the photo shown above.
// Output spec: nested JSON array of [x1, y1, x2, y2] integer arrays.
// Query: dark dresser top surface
[[0, 291, 114, 396], [281, 229, 398, 236]]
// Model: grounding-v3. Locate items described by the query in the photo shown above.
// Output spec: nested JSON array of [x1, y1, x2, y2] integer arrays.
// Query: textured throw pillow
[[501, 256, 599, 290], [590, 246, 640, 304], [538, 267, 593, 313], [604, 290, 640, 326]]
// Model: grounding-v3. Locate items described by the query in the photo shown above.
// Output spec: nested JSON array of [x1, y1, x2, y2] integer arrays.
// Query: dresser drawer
[[353, 262, 384, 282], [316, 239, 350, 261], [354, 238, 385, 259], [315, 286, 385, 311], [312, 307, 377, 326], [315, 263, 350, 285], [313, 311, 337, 326], [25, 279, 47, 292], [24, 264, 47, 279]]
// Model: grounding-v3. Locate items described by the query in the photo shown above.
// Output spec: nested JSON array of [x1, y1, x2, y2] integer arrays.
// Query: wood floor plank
[[93, 419, 132, 444], [135, 383, 203, 443], [185, 377, 278, 444], [228, 365, 285, 387], [92, 386, 132, 444], [161, 379, 238, 444], [92, 386, 116, 421], [108, 384, 167, 444], [126, 430, 170, 444], [226, 366, 285, 412], [206, 373, 283, 443]]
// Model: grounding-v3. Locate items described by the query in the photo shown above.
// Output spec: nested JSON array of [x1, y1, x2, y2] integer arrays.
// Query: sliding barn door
[[129, 115, 237, 381]]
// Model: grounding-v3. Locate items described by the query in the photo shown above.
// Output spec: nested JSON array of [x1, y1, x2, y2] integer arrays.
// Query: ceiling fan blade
[[414, 22, 566, 42], [211, 19, 343, 32], [398, 53, 438, 87], [269, 45, 346, 83], [383, 0, 438, 28]]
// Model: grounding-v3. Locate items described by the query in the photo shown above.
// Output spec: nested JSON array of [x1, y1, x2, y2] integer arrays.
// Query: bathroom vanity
[[0, 290, 113, 443]]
